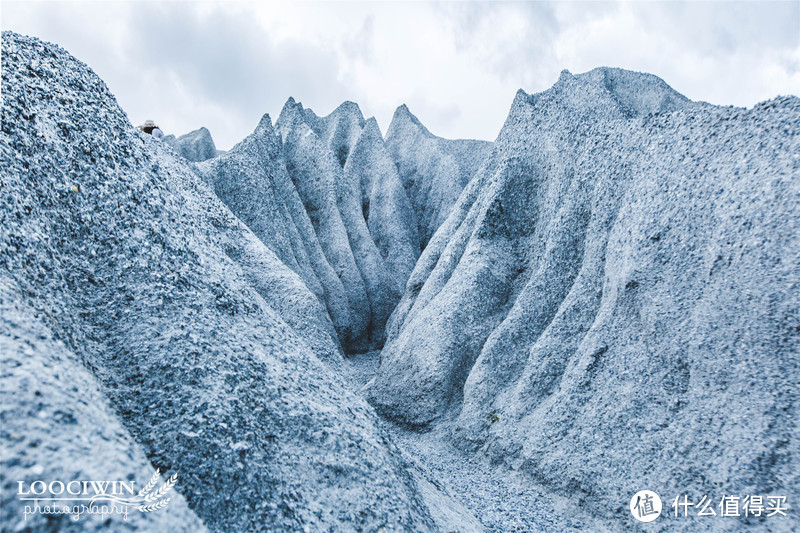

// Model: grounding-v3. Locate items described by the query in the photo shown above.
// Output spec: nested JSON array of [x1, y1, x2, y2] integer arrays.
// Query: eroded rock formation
[[3, 29, 797, 533], [367, 67, 800, 528], [0, 31, 444, 532]]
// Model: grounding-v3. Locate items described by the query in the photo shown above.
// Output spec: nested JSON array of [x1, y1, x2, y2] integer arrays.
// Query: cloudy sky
[[3, 1, 798, 149]]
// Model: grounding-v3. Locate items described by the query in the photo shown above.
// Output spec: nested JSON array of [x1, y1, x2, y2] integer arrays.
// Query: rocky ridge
[[0, 31, 474, 533], [367, 67, 800, 531], [385, 104, 492, 248]]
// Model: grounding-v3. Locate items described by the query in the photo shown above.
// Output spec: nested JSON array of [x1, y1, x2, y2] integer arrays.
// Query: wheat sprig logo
[[141, 473, 178, 506], [81, 468, 178, 513], [137, 469, 162, 498], [139, 498, 171, 513]]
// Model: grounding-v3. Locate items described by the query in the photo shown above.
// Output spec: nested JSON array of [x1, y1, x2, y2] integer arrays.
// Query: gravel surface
[[344, 353, 593, 533]]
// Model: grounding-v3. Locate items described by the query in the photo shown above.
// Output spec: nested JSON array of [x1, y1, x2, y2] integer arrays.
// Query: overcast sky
[[3, 1, 798, 150]]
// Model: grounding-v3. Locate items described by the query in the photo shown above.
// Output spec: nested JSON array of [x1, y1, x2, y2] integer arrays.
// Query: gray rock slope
[[276, 99, 373, 352], [190, 98, 472, 354], [385, 104, 492, 249], [1, 31, 444, 532], [348, 117, 420, 288], [163, 126, 218, 162], [194, 114, 344, 362], [5, 27, 798, 533], [368, 68, 800, 529], [276, 99, 414, 351], [304, 100, 421, 289], [1, 275, 206, 532]]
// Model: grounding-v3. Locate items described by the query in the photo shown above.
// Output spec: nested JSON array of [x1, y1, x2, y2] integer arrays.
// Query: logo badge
[[630, 490, 662, 522], [17, 469, 177, 521]]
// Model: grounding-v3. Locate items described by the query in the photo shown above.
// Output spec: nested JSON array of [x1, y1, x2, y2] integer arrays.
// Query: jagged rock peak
[[1, 30, 442, 532], [384, 104, 493, 249], [220, 113, 281, 159], [163, 126, 218, 162], [507, 88, 533, 117], [388, 103, 433, 138], [279, 96, 304, 119], [255, 112, 274, 134], [361, 116, 383, 140], [276, 97, 313, 141], [311, 100, 367, 167], [331, 100, 365, 121], [559, 66, 694, 116]]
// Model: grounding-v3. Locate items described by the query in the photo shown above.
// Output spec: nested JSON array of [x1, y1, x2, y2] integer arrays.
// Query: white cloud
[[2, 1, 798, 150]]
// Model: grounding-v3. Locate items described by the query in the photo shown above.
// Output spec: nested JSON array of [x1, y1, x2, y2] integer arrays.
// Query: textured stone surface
[[369, 68, 800, 530], [163, 126, 218, 162], [197, 99, 464, 353], [277, 99, 410, 351], [1, 31, 440, 532], [385, 104, 492, 248], [348, 118, 420, 289], [276, 99, 373, 352], [194, 115, 344, 363], [3, 27, 798, 533], [0, 275, 207, 533]]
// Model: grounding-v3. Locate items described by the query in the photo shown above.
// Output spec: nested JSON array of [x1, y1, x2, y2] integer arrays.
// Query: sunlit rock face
[[368, 67, 800, 528]]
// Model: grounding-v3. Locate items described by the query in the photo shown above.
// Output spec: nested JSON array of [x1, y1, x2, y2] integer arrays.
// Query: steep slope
[[367, 68, 800, 529], [194, 98, 467, 352], [277, 99, 406, 351], [276, 99, 373, 352], [303, 102, 421, 288], [194, 115, 345, 362], [305, 100, 365, 168], [1, 31, 442, 532], [347, 118, 420, 288], [385, 105, 492, 248], [163, 126, 218, 162], [0, 275, 206, 532]]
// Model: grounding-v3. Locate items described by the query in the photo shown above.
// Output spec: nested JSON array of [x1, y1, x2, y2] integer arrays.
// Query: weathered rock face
[[194, 115, 344, 363], [385, 105, 492, 249], [5, 27, 797, 533], [276, 99, 416, 351], [0, 275, 207, 533], [1, 31, 441, 532], [276, 99, 374, 352], [348, 118, 420, 289], [368, 68, 800, 528], [188, 98, 473, 354], [163, 126, 218, 162], [303, 102, 422, 288], [305, 100, 365, 169]]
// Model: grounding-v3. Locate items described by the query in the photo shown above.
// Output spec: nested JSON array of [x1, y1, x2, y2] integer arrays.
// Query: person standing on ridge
[[137, 119, 164, 139]]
